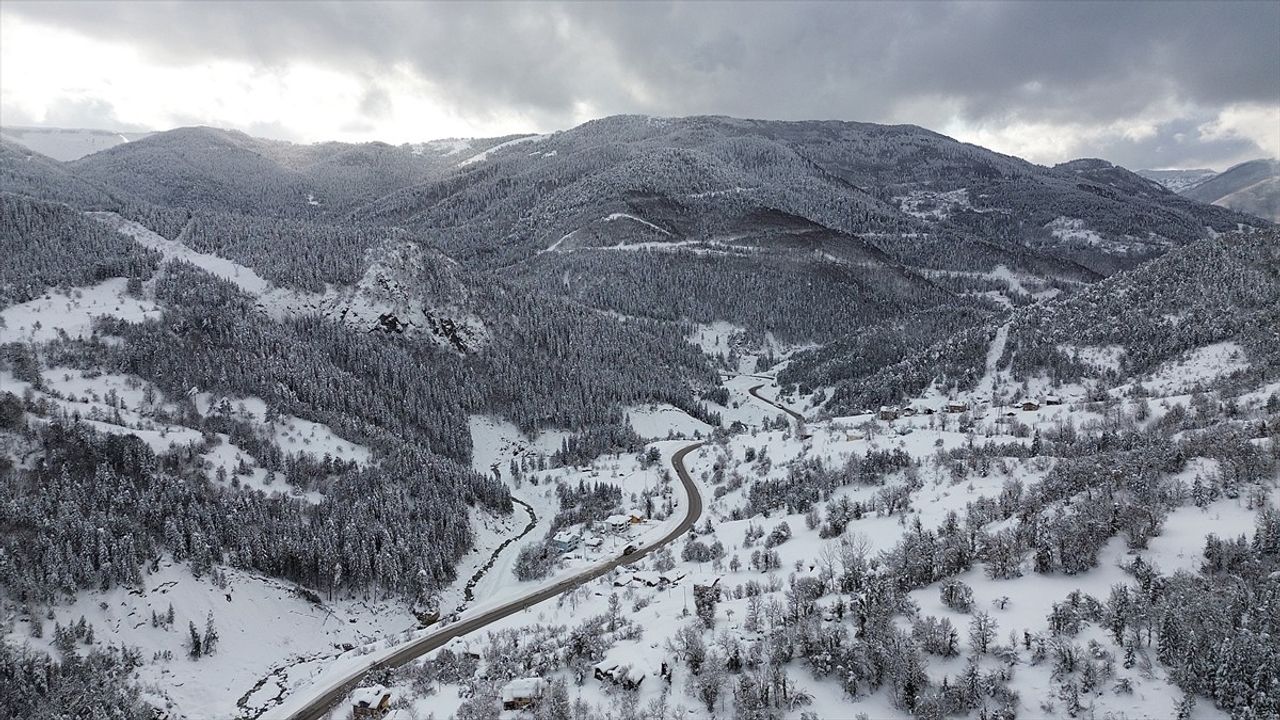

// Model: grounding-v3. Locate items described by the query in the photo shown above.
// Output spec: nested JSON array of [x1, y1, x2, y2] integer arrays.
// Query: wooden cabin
[[351, 686, 392, 719], [501, 678, 548, 710]]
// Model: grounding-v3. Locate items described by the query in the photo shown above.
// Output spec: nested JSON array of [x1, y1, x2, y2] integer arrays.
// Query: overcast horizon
[[3, 0, 1278, 171]]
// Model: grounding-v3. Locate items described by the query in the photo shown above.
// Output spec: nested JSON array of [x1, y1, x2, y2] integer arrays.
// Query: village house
[[900, 406, 918, 417], [878, 405, 899, 421], [501, 678, 549, 710], [605, 514, 632, 532], [1021, 399, 1041, 411], [350, 686, 392, 719], [1045, 395, 1063, 405], [550, 531, 579, 553], [946, 400, 969, 413]]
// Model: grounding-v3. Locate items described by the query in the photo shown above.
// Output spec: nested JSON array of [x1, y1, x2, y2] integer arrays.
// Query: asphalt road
[[747, 383, 809, 436], [282, 440, 705, 720]]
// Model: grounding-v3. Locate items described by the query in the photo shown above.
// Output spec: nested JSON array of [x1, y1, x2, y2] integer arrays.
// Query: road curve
[[282, 441, 705, 720], [747, 384, 808, 436]]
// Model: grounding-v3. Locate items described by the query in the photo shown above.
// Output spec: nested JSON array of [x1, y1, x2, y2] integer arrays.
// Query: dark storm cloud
[[7, 0, 1279, 167]]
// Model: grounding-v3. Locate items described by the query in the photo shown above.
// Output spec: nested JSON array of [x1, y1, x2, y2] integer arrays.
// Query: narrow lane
[[747, 383, 809, 437], [281, 440, 704, 720]]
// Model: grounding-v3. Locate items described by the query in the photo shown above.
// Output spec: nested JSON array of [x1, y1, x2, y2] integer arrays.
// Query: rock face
[[311, 240, 488, 352]]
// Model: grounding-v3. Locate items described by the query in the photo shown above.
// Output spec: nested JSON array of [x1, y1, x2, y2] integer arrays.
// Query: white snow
[[457, 134, 550, 167], [91, 213, 276, 296], [409, 138, 472, 156], [5, 561, 416, 720], [626, 404, 711, 439], [192, 392, 371, 469], [1061, 343, 1127, 373], [0, 278, 161, 344], [0, 126, 151, 161], [896, 187, 974, 220], [603, 212, 671, 235], [89, 213, 487, 349]]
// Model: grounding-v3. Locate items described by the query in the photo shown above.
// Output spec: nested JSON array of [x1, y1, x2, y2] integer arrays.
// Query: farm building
[[1021, 400, 1041, 411], [878, 406, 899, 421], [946, 400, 969, 413]]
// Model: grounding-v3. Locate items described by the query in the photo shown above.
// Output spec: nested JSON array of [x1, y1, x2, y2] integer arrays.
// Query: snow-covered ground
[[1, 125, 151, 161], [627, 404, 712, 439], [89, 213, 487, 350], [0, 277, 161, 344], [4, 561, 417, 720], [4, 243, 1272, 720], [301, 331, 1276, 720], [457, 134, 550, 167]]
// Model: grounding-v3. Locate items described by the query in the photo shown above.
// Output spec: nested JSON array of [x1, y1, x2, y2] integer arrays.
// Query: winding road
[[748, 383, 809, 437], [279, 441, 705, 720]]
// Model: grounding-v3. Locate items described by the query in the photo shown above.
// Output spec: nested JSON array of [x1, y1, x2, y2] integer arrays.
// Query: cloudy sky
[[2, 1, 1277, 170]]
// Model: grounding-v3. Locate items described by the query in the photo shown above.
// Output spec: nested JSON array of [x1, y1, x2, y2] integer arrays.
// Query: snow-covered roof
[[584, 536, 603, 547], [552, 531, 578, 544], [501, 677, 548, 701], [351, 685, 390, 707], [605, 514, 631, 525]]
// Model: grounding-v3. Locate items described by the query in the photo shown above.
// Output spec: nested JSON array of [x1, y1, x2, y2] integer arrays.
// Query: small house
[[946, 401, 969, 414], [1045, 395, 1063, 406], [605, 514, 632, 532], [351, 686, 392, 719], [628, 513, 645, 525], [583, 536, 603, 549], [501, 678, 549, 710], [550, 531, 579, 553], [878, 406, 899, 421], [900, 406, 918, 417], [1021, 400, 1041, 411]]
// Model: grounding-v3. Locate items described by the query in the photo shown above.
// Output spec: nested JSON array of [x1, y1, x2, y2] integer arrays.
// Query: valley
[[0, 113, 1276, 720]]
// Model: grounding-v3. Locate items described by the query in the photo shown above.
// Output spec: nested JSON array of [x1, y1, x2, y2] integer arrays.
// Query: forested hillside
[[0, 115, 1275, 720], [790, 229, 1280, 413]]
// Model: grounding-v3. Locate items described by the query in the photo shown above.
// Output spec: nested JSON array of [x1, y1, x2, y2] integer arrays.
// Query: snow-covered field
[[296, 330, 1276, 720], [5, 561, 417, 720], [3, 255, 1273, 720], [0, 277, 161, 344]]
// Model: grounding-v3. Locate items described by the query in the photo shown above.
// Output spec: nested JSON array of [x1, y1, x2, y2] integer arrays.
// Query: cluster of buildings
[[877, 400, 967, 421], [550, 512, 645, 553], [877, 395, 1064, 422]]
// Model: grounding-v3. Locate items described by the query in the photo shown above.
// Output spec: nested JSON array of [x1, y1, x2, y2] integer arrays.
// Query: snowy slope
[[1, 125, 152, 161]]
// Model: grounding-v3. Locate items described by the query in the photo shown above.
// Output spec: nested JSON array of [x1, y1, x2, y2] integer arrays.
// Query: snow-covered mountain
[[1, 115, 1277, 720], [1181, 158, 1280, 222], [1135, 167, 1216, 193], [0, 125, 152, 161]]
